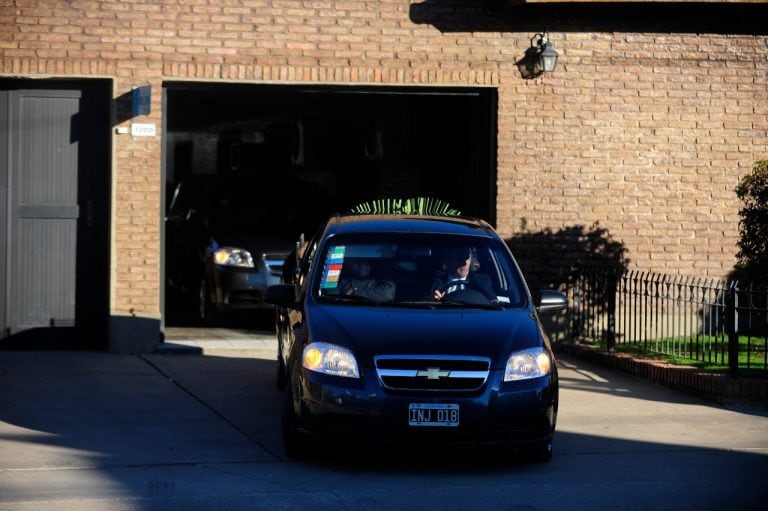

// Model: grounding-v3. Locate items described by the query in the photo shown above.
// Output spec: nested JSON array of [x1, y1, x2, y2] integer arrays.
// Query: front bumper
[[294, 367, 557, 447]]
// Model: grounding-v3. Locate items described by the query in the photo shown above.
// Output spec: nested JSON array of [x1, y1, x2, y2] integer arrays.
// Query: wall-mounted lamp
[[538, 34, 559, 73], [516, 32, 559, 79]]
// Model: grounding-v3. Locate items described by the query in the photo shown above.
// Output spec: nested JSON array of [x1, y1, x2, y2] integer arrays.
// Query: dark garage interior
[[163, 83, 497, 327]]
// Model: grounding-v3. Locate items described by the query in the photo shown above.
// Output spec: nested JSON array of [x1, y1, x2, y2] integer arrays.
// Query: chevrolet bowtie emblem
[[417, 367, 450, 380]]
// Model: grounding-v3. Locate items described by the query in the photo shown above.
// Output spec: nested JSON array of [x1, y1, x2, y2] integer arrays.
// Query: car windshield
[[313, 232, 527, 308]]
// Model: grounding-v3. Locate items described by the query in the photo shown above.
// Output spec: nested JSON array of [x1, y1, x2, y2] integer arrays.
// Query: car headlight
[[302, 342, 359, 378], [213, 247, 254, 268], [504, 347, 551, 381]]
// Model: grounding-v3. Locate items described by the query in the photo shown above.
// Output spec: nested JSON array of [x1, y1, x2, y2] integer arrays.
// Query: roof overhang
[[505, 0, 767, 3]]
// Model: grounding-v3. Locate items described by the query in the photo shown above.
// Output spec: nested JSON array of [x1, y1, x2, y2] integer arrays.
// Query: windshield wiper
[[390, 299, 504, 310], [391, 300, 442, 309], [321, 294, 382, 305], [436, 300, 504, 310]]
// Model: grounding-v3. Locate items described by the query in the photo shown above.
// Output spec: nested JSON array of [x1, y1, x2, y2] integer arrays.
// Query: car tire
[[275, 319, 288, 391], [281, 382, 312, 460], [198, 278, 219, 326], [524, 438, 553, 463], [275, 354, 287, 391]]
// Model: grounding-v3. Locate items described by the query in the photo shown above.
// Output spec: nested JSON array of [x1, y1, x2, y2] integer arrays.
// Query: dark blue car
[[266, 213, 567, 461]]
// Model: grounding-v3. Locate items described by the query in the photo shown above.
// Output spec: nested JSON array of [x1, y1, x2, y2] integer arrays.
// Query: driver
[[431, 247, 496, 302]]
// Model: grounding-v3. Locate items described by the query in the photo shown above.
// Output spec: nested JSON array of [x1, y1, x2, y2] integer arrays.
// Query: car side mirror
[[535, 290, 567, 314], [265, 284, 297, 308]]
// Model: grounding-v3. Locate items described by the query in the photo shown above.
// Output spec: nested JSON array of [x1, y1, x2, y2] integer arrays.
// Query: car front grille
[[374, 355, 490, 392]]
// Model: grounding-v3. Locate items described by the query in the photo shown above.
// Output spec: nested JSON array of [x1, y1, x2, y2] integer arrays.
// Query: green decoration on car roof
[[349, 197, 461, 217]]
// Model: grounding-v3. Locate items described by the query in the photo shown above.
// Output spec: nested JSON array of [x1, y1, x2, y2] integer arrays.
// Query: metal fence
[[569, 268, 768, 376]]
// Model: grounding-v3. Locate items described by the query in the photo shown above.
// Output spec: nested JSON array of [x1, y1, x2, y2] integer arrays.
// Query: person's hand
[[434, 289, 445, 301]]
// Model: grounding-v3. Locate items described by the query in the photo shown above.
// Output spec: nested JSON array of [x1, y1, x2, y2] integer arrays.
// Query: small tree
[[735, 160, 768, 283]]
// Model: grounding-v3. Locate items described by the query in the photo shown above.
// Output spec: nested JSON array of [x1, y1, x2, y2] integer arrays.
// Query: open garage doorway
[[163, 82, 497, 329]]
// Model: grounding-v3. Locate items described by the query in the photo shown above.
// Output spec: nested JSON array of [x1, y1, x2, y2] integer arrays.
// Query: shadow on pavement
[[1, 351, 767, 510]]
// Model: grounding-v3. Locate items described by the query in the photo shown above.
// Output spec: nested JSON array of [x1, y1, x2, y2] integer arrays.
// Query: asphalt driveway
[[1, 346, 766, 510]]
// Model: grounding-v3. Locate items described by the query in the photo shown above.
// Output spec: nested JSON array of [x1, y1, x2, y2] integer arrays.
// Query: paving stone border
[[558, 342, 768, 405]]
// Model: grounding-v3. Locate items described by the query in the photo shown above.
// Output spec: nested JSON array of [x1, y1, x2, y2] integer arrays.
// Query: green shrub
[[735, 160, 768, 283]]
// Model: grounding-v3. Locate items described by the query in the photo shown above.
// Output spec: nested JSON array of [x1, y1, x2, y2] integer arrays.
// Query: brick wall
[[2, 1, 767, 318], [501, 30, 768, 282]]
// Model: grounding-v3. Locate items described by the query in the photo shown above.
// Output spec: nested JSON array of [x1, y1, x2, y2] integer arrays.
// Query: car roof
[[320, 213, 499, 239]]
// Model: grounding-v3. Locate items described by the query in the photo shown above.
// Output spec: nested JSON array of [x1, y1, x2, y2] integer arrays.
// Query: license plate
[[408, 403, 459, 427]]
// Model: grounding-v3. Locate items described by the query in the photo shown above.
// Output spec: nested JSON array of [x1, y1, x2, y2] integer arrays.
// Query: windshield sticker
[[320, 246, 345, 289]]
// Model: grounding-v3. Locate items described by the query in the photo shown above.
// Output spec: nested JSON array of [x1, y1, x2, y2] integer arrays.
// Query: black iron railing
[[569, 268, 768, 376]]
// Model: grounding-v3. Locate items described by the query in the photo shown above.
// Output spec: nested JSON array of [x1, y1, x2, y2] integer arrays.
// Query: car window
[[313, 233, 526, 307], [297, 229, 322, 292]]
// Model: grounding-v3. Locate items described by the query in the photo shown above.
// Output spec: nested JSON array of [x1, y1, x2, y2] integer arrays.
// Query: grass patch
[[584, 335, 767, 374]]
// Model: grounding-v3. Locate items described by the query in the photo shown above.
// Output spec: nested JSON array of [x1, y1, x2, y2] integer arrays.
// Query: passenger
[[335, 258, 396, 302], [431, 247, 496, 302]]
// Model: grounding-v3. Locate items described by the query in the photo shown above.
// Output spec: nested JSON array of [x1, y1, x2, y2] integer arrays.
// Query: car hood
[[305, 303, 543, 369]]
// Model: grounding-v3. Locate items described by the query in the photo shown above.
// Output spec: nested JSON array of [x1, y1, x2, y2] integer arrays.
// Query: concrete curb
[[154, 336, 277, 359]]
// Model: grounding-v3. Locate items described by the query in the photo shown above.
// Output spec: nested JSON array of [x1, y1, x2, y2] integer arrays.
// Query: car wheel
[[524, 438, 553, 463], [281, 382, 312, 460], [275, 318, 287, 391], [275, 353, 287, 391], [198, 278, 219, 326]]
